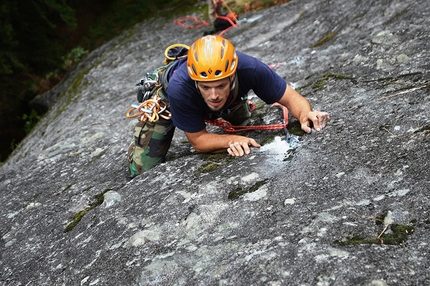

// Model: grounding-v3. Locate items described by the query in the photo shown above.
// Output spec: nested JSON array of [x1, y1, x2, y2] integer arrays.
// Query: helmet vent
[[224, 60, 229, 72], [191, 64, 197, 76]]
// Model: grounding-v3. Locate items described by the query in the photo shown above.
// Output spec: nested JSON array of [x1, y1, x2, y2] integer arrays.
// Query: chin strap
[[224, 75, 239, 108], [230, 75, 236, 91]]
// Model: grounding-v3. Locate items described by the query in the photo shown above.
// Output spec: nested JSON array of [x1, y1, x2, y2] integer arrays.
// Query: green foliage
[[311, 31, 336, 48], [38, 0, 77, 29], [198, 162, 221, 173], [335, 224, 415, 246], [22, 109, 41, 134], [228, 179, 268, 200], [71, 0, 196, 51], [62, 46, 88, 70], [0, 0, 76, 75], [0, 1, 19, 75], [312, 73, 356, 91], [64, 189, 109, 233]]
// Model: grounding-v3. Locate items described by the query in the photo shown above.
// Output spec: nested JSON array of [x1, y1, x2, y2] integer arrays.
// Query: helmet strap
[[223, 75, 239, 108], [230, 74, 236, 91]]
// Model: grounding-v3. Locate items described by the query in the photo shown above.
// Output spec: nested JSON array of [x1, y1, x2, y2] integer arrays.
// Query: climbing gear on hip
[[126, 43, 190, 123], [126, 96, 171, 122]]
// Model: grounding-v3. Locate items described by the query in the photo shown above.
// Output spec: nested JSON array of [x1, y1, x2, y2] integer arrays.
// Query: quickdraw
[[206, 103, 289, 133], [126, 95, 171, 123]]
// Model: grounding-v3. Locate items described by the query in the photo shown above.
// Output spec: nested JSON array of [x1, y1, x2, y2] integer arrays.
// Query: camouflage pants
[[127, 118, 175, 177]]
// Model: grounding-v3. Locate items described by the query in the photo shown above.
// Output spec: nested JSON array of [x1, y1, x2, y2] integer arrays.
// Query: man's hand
[[185, 129, 260, 155], [300, 111, 330, 133], [227, 138, 260, 157], [277, 85, 330, 134]]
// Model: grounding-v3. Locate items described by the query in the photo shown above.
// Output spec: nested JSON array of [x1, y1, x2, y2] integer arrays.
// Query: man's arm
[[184, 84, 329, 157], [277, 84, 330, 133], [184, 128, 260, 156]]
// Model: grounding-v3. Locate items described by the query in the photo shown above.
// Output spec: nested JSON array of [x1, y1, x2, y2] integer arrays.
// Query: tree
[[0, 0, 76, 76], [0, 0, 76, 162]]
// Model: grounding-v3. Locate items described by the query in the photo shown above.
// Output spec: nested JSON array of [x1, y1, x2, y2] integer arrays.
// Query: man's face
[[197, 77, 231, 112]]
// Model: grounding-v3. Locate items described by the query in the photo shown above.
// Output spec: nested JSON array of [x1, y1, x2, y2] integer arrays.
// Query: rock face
[[1, 0, 429, 285]]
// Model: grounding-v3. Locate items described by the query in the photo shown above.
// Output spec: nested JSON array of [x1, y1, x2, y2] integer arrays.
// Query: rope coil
[[126, 95, 171, 122]]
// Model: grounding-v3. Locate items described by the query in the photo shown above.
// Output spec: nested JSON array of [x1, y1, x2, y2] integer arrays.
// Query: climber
[[204, 0, 238, 35], [127, 35, 330, 177]]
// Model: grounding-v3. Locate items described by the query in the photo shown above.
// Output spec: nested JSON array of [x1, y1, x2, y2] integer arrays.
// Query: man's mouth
[[207, 99, 224, 109]]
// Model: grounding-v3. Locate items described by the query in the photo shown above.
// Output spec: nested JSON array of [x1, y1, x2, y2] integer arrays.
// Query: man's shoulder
[[167, 63, 197, 99], [237, 52, 256, 63], [168, 61, 191, 87], [237, 52, 265, 71]]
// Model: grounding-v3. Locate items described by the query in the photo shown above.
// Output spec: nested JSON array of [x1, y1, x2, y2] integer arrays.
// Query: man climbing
[[204, 0, 238, 35], [127, 35, 330, 177]]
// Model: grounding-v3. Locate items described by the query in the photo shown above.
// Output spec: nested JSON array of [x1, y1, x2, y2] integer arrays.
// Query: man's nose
[[209, 88, 218, 98]]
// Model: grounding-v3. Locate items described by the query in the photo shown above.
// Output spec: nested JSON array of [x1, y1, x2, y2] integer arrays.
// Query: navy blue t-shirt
[[166, 52, 287, 132]]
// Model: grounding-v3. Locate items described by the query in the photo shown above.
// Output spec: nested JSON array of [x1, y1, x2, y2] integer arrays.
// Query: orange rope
[[173, 16, 209, 29], [126, 96, 171, 122], [218, 23, 237, 36]]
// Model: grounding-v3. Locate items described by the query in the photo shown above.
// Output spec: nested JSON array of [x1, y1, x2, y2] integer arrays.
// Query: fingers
[[301, 121, 312, 134], [301, 111, 330, 133], [227, 139, 260, 157], [313, 112, 330, 131], [227, 142, 249, 156]]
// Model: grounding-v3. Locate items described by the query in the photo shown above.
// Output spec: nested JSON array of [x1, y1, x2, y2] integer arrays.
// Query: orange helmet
[[187, 35, 238, 81]]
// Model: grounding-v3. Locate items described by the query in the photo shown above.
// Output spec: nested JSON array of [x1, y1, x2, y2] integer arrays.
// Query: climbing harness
[[205, 103, 289, 133], [173, 16, 209, 29]]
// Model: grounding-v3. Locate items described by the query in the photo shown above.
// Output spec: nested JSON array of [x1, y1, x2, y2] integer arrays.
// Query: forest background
[[0, 0, 289, 163]]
